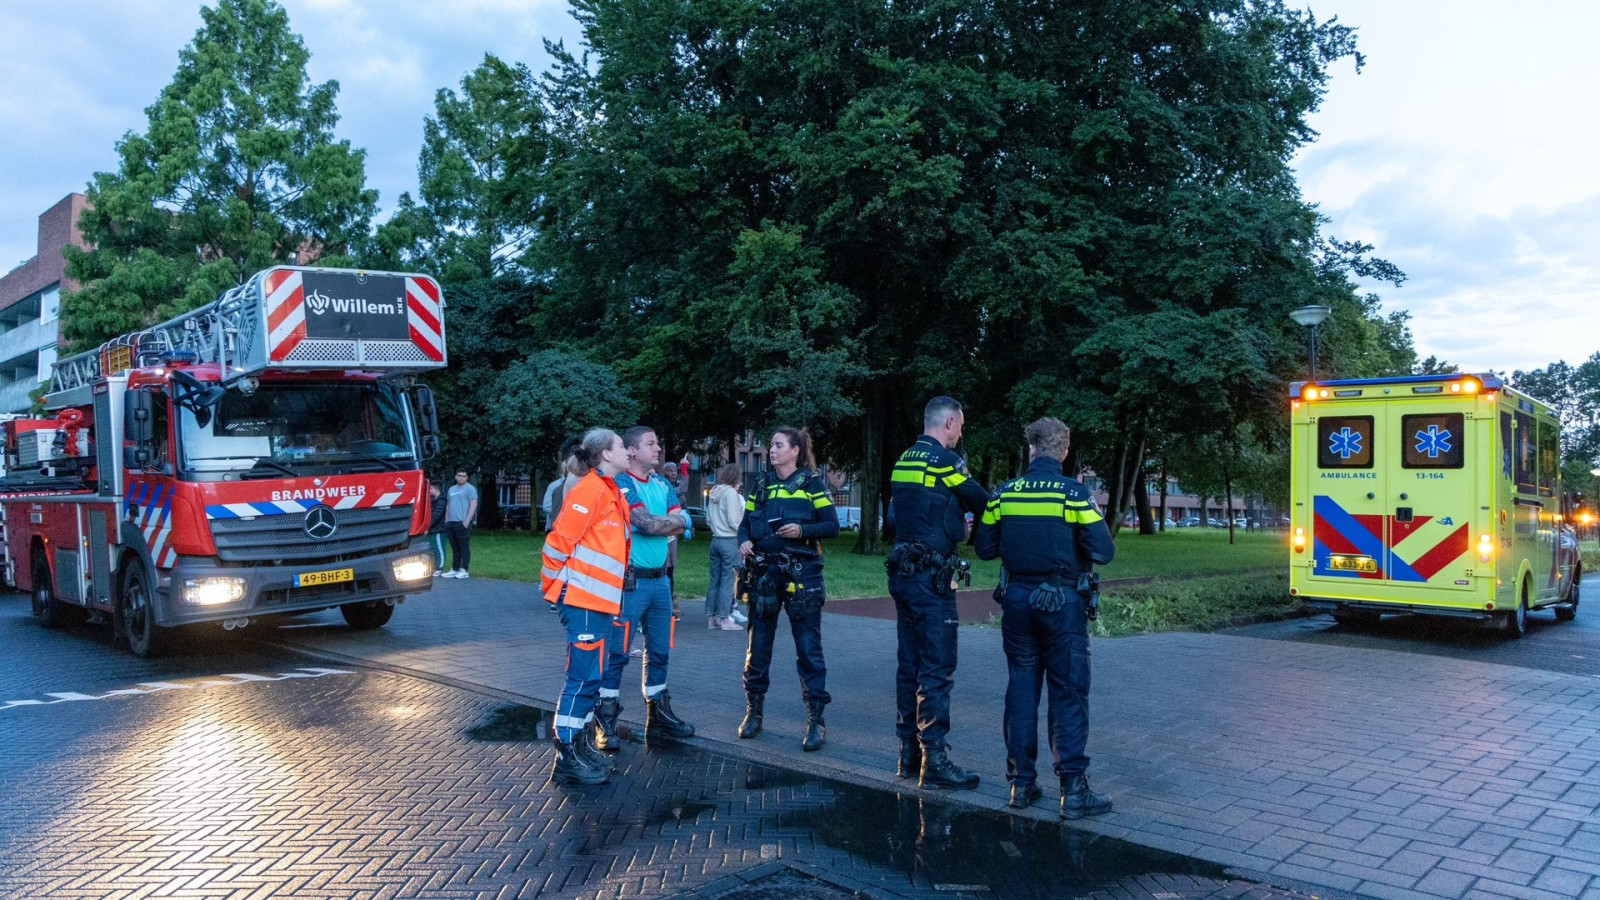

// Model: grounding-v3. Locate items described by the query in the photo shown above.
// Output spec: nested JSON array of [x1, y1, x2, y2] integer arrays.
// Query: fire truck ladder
[[49, 282, 257, 396]]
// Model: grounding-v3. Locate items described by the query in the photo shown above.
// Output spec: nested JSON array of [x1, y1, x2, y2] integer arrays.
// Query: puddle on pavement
[[465, 703, 547, 742], [778, 778, 1230, 896], [465, 702, 1236, 898]]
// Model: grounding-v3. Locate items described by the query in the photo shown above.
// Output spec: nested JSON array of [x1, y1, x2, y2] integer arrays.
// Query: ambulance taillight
[[1293, 527, 1307, 553], [1477, 533, 1493, 562]]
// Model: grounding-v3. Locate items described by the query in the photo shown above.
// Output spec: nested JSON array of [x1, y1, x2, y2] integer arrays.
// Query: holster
[[993, 567, 1009, 605], [1079, 571, 1100, 621], [936, 556, 971, 594]]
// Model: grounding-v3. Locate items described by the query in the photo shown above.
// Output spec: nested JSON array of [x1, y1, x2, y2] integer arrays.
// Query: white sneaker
[[457, 571, 470, 580], [730, 608, 748, 625], [442, 570, 462, 579]]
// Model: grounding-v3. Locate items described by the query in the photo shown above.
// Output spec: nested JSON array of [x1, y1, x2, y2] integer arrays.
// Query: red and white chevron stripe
[[264, 269, 307, 361], [406, 276, 444, 362]]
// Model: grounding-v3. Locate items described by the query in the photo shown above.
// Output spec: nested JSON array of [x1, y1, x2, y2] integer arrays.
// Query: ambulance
[[1288, 373, 1580, 636]]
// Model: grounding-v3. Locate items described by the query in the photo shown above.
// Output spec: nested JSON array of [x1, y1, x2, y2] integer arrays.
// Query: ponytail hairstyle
[[772, 426, 816, 471]]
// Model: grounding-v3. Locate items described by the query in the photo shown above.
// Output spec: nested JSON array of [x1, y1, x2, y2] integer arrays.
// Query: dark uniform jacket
[[889, 435, 989, 555], [738, 468, 841, 556], [974, 457, 1115, 581]]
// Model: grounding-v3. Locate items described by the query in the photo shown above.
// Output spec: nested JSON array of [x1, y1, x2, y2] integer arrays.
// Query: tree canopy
[[63, 0, 375, 350]]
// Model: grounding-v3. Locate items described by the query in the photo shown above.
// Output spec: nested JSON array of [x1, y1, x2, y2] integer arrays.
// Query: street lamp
[[1289, 305, 1333, 380]]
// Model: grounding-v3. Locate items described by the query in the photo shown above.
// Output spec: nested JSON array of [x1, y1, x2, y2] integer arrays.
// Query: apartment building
[[0, 194, 86, 413]]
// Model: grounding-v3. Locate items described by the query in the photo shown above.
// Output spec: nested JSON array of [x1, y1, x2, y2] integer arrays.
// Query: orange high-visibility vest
[[542, 471, 631, 614]]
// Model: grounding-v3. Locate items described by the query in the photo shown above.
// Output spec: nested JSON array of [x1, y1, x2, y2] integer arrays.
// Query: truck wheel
[[31, 556, 71, 629], [341, 599, 395, 630], [1557, 577, 1579, 622], [119, 562, 165, 658], [1502, 584, 1529, 638]]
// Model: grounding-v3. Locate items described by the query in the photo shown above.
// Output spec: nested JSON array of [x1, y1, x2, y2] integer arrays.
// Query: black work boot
[[593, 697, 623, 751], [738, 695, 764, 739], [802, 701, 826, 752], [551, 739, 609, 785], [577, 723, 616, 772], [896, 738, 922, 779], [1060, 773, 1114, 820], [1009, 782, 1043, 809], [919, 744, 980, 790], [646, 689, 696, 740]]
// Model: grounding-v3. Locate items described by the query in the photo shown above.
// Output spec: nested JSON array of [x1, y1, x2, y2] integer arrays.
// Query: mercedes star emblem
[[303, 506, 339, 540]]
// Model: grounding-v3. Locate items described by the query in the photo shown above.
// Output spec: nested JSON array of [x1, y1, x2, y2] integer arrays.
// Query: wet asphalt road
[[1226, 604, 1600, 679], [0, 593, 1301, 900]]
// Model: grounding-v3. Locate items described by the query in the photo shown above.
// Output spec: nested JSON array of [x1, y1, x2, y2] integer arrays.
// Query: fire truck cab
[[1289, 373, 1580, 636], [1, 266, 448, 656]]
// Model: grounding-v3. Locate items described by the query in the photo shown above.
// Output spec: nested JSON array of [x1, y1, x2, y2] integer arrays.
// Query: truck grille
[[210, 505, 414, 563]]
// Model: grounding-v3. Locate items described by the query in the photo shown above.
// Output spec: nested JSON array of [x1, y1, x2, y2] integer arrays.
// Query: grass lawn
[[462, 527, 1289, 601]]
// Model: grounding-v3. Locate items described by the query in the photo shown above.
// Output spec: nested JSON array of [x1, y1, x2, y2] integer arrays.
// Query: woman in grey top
[[706, 463, 746, 629]]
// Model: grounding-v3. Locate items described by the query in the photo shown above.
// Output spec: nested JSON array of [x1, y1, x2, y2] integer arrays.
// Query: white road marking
[[0, 667, 355, 711]]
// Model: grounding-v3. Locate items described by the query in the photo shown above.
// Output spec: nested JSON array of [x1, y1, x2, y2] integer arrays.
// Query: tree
[[64, 0, 375, 349], [523, 0, 1413, 553]]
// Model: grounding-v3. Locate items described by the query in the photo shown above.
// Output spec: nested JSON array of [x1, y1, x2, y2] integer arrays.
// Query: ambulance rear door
[[1381, 402, 1476, 594], [1306, 405, 1390, 583]]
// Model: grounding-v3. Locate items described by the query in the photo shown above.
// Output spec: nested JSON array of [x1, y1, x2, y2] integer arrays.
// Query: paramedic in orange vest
[[541, 427, 631, 785]]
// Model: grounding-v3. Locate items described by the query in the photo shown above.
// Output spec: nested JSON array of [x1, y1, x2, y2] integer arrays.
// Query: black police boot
[[737, 694, 764, 739], [1009, 782, 1043, 809], [802, 701, 826, 752], [919, 744, 980, 790], [646, 689, 696, 740], [896, 738, 922, 779], [1060, 773, 1114, 820], [577, 723, 616, 772], [551, 739, 609, 785], [593, 697, 623, 751]]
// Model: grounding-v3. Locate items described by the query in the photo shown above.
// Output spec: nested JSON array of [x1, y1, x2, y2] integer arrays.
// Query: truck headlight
[[391, 553, 433, 583], [183, 577, 247, 605]]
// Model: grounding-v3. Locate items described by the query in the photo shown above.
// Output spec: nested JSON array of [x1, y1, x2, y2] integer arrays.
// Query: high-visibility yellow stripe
[[812, 497, 833, 508]]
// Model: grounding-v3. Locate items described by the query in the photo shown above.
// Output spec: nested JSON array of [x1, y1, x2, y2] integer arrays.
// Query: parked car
[[1173, 516, 1201, 528], [502, 504, 532, 530], [837, 506, 862, 530], [684, 506, 709, 531]]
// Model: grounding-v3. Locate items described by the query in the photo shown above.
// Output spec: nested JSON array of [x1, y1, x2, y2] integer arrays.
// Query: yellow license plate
[[1328, 555, 1377, 573], [295, 567, 354, 587]]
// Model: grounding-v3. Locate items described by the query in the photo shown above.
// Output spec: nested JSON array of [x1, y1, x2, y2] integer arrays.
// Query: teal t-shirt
[[614, 471, 681, 569]]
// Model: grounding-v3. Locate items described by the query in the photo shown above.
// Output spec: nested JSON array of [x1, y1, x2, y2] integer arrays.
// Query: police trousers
[[742, 565, 829, 706], [890, 570, 960, 748], [553, 602, 610, 743], [600, 575, 674, 699], [999, 581, 1091, 785]]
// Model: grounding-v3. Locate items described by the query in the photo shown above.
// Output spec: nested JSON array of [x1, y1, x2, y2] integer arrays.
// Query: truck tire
[[341, 598, 395, 630], [1557, 577, 1579, 622], [31, 556, 75, 629], [119, 561, 166, 658], [1501, 583, 1529, 638]]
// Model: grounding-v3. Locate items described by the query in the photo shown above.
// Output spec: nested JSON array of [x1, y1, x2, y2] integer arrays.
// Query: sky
[[2, 1, 1596, 375]]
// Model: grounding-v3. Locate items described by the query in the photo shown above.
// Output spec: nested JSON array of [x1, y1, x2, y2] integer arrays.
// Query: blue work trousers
[[601, 575, 674, 698], [999, 581, 1091, 785], [553, 602, 610, 743], [890, 570, 960, 748], [742, 567, 830, 706]]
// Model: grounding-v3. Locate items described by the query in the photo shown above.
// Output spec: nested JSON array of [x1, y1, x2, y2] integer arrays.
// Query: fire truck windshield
[[179, 381, 418, 478]]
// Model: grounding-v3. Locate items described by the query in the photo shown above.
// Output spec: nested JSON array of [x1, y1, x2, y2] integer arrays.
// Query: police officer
[[887, 396, 990, 789], [974, 417, 1115, 819], [737, 427, 839, 750]]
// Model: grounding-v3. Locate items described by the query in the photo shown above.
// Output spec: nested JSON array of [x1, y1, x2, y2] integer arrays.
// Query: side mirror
[[413, 385, 439, 435], [420, 434, 440, 461], [124, 388, 153, 444]]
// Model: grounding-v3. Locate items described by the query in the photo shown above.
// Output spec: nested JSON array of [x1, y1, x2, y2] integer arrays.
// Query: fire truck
[[0, 266, 447, 656], [1289, 373, 1580, 636]]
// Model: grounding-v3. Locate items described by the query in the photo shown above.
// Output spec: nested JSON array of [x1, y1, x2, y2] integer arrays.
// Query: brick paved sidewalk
[[270, 577, 1600, 900]]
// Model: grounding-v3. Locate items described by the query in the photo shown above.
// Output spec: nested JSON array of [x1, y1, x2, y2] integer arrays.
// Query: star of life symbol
[[1328, 426, 1363, 460], [1414, 425, 1453, 458]]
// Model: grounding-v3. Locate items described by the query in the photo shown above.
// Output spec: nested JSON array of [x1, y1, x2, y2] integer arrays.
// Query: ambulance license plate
[[1328, 555, 1377, 573], [295, 567, 354, 588]]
